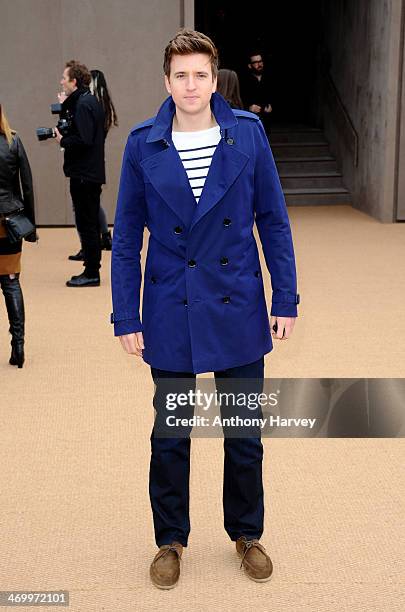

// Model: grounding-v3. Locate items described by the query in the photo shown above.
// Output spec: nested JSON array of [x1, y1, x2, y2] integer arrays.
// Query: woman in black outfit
[[0, 103, 37, 368], [68, 69, 118, 260]]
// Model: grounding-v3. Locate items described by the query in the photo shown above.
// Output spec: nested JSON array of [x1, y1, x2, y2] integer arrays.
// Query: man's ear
[[212, 76, 217, 93], [164, 74, 171, 95]]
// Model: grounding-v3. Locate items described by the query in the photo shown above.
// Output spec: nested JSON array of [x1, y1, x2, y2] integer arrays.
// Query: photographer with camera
[[55, 60, 105, 287]]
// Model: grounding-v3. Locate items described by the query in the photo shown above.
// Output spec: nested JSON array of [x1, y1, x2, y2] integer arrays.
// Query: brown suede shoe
[[236, 536, 273, 582], [150, 541, 183, 589]]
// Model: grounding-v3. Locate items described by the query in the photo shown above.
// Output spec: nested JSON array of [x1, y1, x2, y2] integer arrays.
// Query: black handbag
[[3, 209, 36, 243]]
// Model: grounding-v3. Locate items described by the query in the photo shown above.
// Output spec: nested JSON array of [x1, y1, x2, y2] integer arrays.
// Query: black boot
[[100, 231, 112, 251], [0, 274, 25, 368], [66, 271, 100, 287]]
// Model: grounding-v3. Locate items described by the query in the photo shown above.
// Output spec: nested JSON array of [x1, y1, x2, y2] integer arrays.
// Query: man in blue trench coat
[[110, 29, 300, 589]]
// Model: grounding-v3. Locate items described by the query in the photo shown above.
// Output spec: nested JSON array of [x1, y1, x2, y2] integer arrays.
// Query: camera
[[36, 103, 72, 141]]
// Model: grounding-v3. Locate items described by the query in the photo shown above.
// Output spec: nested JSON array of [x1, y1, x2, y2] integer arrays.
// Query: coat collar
[[62, 87, 90, 111], [146, 91, 238, 143], [141, 92, 248, 231]]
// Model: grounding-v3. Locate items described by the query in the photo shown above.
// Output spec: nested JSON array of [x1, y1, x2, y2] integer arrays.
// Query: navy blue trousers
[[149, 356, 265, 547]]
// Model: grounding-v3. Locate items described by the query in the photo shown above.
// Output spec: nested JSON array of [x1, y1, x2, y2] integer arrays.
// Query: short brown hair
[[65, 60, 91, 89], [163, 28, 218, 79]]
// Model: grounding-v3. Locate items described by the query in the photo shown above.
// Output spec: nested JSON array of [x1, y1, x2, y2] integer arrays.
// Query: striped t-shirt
[[172, 125, 221, 203]]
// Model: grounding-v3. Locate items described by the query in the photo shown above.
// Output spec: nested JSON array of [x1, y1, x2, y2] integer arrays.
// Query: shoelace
[[239, 537, 266, 569], [154, 543, 182, 563]]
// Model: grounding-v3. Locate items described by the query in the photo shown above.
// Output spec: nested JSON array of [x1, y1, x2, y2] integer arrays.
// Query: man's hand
[[249, 104, 262, 114], [57, 91, 67, 103], [270, 316, 296, 340], [119, 332, 145, 357], [264, 103, 272, 113], [54, 127, 62, 144]]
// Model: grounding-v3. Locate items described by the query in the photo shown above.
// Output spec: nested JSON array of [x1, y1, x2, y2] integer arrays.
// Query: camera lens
[[36, 127, 54, 141]]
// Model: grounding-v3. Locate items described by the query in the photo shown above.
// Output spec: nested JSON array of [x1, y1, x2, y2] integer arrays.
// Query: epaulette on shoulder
[[232, 109, 260, 122], [130, 116, 155, 135]]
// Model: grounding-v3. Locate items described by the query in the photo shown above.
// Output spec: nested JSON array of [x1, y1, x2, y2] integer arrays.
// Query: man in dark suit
[[240, 51, 273, 133]]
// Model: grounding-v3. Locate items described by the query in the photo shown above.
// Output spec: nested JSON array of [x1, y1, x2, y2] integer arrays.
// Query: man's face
[[60, 68, 77, 96], [249, 55, 264, 75], [165, 53, 217, 117]]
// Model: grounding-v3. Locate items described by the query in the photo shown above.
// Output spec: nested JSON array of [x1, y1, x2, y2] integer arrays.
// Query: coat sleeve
[[253, 120, 300, 317], [110, 135, 146, 336], [16, 135, 36, 226]]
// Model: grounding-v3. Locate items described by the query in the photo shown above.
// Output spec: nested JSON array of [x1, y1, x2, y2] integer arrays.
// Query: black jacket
[[60, 87, 106, 184], [0, 132, 36, 229], [240, 70, 272, 110]]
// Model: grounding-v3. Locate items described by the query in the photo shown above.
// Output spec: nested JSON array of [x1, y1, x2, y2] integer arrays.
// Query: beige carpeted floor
[[0, 205, 404, 611]]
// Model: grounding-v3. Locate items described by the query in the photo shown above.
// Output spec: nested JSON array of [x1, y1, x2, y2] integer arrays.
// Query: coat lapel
[[190, 138, 249, 231], [140, 144, 196, 229]]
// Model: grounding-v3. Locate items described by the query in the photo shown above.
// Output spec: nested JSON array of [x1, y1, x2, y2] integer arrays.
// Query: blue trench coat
[[110, 92, 300, 374]]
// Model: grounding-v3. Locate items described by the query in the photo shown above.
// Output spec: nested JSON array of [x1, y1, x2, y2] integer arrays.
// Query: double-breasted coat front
[[110, 92, 300, 374]]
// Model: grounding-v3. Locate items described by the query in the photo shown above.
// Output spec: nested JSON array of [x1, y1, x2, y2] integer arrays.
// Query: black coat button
[[151, 276, 156, 284], [222, 296, 231, 303], [220, 257, 229, 266], [188, 259, 196, 268], [226, 138, 234, 145], [223, 218, 231, 227], [174, 226, 183, 234], [254, 270, 260, 277], [183, 299, 188, 306]]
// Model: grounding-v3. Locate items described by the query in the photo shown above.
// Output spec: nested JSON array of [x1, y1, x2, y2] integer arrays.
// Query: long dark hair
[[90, 69, 118, 134], [217, 69, 243, 109]]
